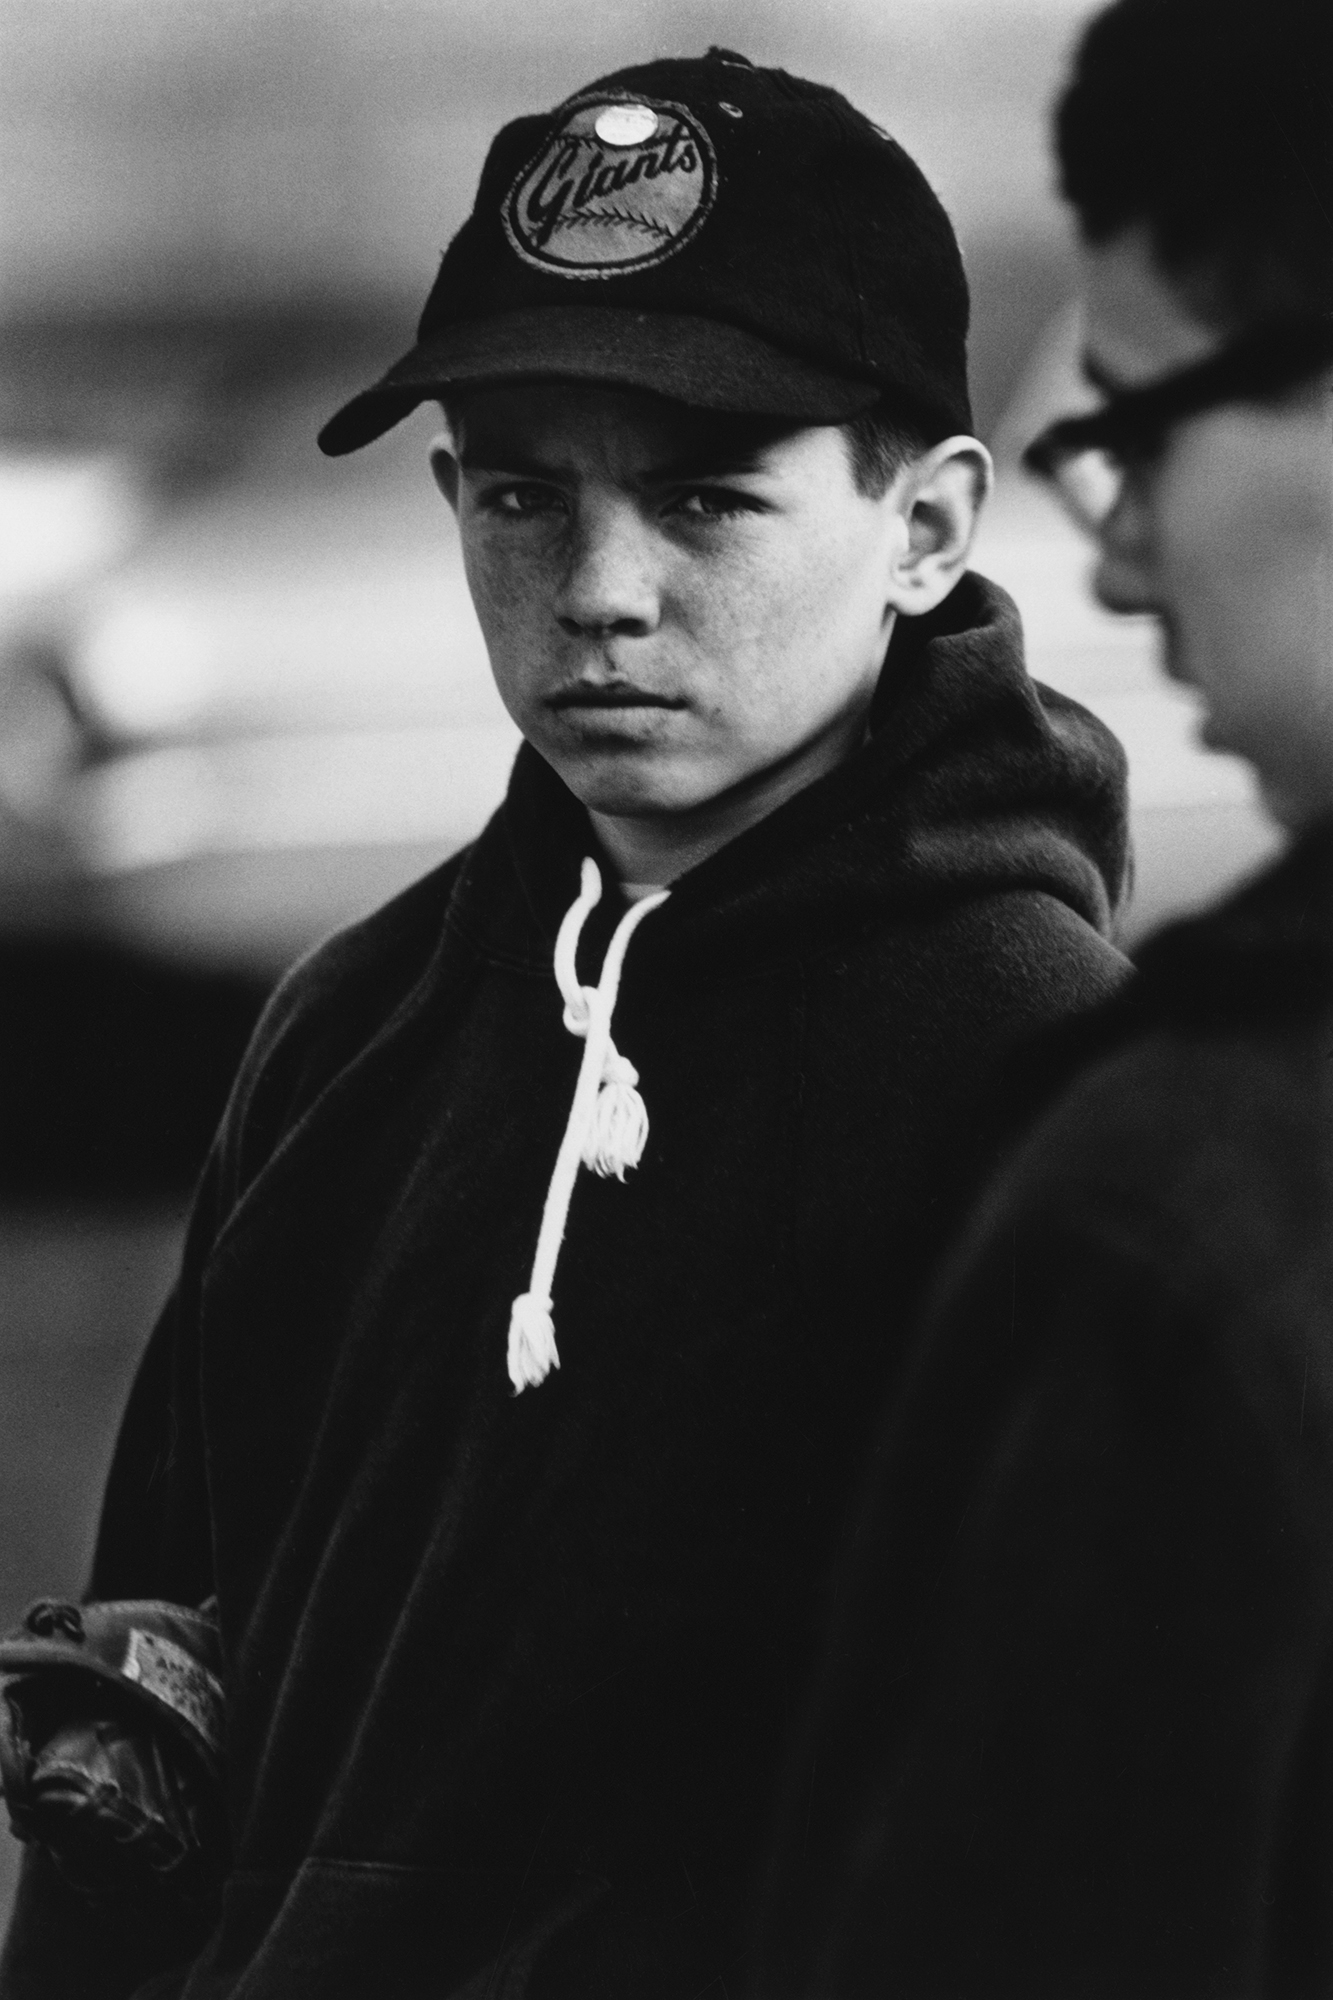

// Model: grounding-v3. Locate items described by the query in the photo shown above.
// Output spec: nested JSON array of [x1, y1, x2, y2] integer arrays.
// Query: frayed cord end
[[507, 1293, 560, 1394], [582, 1077, 650, 1179]]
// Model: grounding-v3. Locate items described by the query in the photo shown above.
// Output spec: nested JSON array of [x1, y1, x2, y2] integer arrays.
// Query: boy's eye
[[668, 487, 759, 519], [480, 483, 565, 516]]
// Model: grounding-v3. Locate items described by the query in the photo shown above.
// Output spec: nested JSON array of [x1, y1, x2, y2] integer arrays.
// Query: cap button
[[594, 103, 659, 147]]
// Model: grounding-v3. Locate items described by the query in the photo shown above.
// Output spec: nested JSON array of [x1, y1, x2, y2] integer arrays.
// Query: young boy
[[754, 4, 1333, 1991], [0, 50, 1128, 2000]]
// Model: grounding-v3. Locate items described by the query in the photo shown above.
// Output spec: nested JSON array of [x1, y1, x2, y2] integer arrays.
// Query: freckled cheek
[[674, 576, 793, 726], [716, 540, 841, 644], [460, 541, 557, 688], [732, 533, 882, 678], [463, 538, 530, 626], [690, 575, 851, 743]]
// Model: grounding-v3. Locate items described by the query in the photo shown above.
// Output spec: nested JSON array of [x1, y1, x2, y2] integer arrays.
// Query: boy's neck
[[587, 708, 875, 889], [619, 879, 668, 905]]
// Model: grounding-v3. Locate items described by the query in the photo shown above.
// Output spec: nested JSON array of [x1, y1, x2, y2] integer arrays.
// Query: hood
[[469, 569, 1129, 979]]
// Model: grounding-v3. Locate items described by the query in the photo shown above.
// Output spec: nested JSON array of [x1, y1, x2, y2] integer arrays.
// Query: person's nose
[[554, 499, 661, 639], [1092, 479, 1158, 617]]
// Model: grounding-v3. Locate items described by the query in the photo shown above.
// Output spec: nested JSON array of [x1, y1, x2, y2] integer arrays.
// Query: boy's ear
[[886, 436, 993, 617], [430, 439, 460, 512]]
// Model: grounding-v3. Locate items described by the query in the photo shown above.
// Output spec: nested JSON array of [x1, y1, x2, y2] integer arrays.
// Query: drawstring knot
[[507, 858, 669, 1393], [582, 1046, 648, 1179]]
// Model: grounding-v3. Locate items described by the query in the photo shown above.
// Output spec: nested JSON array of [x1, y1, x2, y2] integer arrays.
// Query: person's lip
[[548, 686, 686, 711]]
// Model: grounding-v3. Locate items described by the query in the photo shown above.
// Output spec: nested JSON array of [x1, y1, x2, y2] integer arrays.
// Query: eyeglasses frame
[[1023, 314, 1333, 499]]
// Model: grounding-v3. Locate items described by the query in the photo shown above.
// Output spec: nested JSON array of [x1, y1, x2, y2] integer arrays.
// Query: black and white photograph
[[0, 0, 1328, 1992]]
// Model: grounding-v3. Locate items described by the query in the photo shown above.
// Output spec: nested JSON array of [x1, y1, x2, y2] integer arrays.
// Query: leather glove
[[0, 1597, 228, 1948]]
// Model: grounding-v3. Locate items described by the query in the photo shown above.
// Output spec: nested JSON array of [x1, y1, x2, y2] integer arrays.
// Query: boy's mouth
[[548, 686, 685, 711]]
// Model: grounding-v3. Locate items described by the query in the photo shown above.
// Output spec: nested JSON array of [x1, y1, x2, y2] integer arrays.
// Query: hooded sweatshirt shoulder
[[216, 850, 472, 1207], [1, 572, 1131, 2000]]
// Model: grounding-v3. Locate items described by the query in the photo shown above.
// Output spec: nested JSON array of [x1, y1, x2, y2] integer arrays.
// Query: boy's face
[[1083, 229, 1333, 832], [433, 383, 910, 841]]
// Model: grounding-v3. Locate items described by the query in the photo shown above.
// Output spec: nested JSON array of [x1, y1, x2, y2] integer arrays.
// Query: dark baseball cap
[[318, 48, 973, 456]]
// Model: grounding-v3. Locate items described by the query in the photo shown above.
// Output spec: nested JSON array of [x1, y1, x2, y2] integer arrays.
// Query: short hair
[[1056, 0, 1333, 328], [841, 406, 932, 498]]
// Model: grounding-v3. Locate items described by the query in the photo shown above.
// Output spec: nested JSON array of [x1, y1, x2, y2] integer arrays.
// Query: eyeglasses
[[1023, 315, 1333, 534]]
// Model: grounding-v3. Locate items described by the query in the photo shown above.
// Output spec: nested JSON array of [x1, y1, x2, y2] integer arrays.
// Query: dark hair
[[1056, 0, 1333, 327], [841, 406, 931, 497]]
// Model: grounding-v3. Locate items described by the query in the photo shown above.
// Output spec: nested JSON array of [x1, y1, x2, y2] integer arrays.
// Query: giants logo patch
[[503, 96, 717, 279]]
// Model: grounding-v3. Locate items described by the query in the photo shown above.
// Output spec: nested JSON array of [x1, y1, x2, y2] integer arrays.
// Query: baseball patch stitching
[[547, 207, 676, 243]]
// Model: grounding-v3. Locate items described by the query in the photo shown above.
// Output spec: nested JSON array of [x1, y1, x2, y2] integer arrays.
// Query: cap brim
[[317, 307, 881, 455]]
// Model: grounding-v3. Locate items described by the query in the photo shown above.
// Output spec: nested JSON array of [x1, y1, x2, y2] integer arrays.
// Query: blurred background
[[0, 0, 1279, 1922]]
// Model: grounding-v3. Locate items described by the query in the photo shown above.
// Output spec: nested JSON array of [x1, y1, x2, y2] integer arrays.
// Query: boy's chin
[[545, 746, 728, 822]]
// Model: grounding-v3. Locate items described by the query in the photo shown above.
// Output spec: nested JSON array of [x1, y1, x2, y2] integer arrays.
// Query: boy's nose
[[554, 504, 661, 638]]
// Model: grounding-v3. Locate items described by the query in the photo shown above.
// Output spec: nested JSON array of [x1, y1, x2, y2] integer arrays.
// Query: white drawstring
[[507, 858, 670, 1393]]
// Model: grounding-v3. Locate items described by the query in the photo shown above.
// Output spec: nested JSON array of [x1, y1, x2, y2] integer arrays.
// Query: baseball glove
[[0, 1596, 228, 1947]]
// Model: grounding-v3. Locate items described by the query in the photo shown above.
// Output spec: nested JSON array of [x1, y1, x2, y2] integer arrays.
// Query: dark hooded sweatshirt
[[0, 574, 1129, 2000], [752, 817, 1333, 2000]]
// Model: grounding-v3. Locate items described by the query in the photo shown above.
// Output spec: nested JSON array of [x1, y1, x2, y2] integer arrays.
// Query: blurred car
[[19, 373, 519, 974]]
